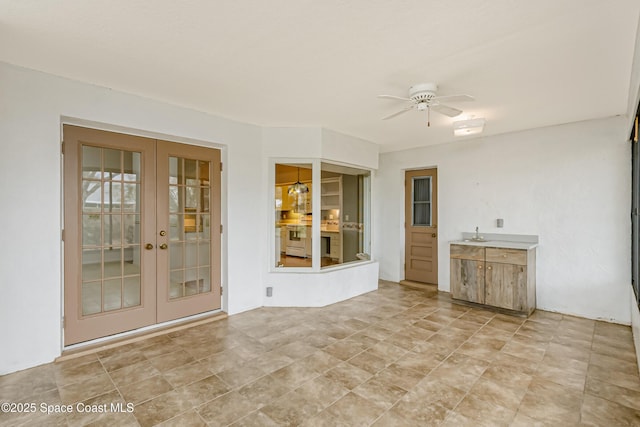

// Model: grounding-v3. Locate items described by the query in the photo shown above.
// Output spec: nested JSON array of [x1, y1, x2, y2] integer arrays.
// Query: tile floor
[[1, 281, 639, 426]]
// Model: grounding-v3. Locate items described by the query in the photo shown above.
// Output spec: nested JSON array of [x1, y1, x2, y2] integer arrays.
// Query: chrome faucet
[[475, 226, 480, 239]]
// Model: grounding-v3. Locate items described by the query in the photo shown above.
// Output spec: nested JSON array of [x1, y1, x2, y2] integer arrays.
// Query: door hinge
[[220, 224, 223, 234], [61, 316, 65, 329], [220, 286, 223, 295], [220, 162, 223, 172], [61, 141, 65, 154], [61, 229, 65, 241]]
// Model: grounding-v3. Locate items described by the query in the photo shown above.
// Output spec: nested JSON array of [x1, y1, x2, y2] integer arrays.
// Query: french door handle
[[159, 243, 168, 250], [145, 243, 154, 250]]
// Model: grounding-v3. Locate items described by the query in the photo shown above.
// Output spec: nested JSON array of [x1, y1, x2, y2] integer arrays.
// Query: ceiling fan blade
[[377, 94, 412, 102], [431, 103, 463, 117], [382, 105, 414, 120], [431, 94, 474, 103]]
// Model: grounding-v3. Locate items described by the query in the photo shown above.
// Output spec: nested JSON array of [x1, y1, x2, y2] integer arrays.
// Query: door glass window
[[80, 145, 142, 315], [168, 156, 212, 298], [412, 177, 432, 226]]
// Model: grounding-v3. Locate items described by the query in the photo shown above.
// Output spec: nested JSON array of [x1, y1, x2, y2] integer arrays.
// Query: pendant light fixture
[[288, 167, 309, 195]]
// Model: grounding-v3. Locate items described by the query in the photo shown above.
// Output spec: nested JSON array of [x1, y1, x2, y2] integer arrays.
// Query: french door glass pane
[[167, 156, 213, 299], [80, 145, 142, 317]]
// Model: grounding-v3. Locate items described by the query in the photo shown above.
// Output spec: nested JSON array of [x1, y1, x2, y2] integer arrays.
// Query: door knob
[[159, 230, 166, 236], [145, 243, 154, 250], [159, 243, 168, 250]]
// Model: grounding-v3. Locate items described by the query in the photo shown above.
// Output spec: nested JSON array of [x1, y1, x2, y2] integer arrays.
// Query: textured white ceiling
[[1, 0, 639, 152]]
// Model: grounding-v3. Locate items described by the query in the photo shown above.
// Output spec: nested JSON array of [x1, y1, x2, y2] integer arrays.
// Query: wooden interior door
[[64, 126, 221, 345], [404, 168, 438, 284]]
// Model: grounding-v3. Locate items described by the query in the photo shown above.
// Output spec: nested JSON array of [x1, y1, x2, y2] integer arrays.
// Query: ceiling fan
[[378, 83, 474, 126]]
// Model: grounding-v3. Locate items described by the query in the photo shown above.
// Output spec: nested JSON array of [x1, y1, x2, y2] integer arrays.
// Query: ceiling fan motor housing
[[409, 83, 438, 104]]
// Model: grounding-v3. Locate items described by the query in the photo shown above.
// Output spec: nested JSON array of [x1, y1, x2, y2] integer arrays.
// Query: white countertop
[[450, 240, 538, 250], [451, 232, 539, 250]]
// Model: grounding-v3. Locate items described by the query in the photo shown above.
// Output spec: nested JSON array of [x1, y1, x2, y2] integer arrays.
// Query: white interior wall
[[0, 62, 265, 374], [376, 117, 632, 323]]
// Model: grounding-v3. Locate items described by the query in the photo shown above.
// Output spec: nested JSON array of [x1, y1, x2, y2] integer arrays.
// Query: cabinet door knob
[[159, 243, 168, 250], [487, 266, 492, 270], [478, 265, 483, 269], [432, 233, 437, 238], [145, 243, 154, 250]]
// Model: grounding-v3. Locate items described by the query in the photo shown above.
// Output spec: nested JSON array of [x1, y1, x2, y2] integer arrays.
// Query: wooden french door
[[404, 168, 438, 284], [63, 125, 221, 345]]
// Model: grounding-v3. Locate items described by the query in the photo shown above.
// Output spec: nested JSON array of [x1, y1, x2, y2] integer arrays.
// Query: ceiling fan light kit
[[452, 118, 486, 136]]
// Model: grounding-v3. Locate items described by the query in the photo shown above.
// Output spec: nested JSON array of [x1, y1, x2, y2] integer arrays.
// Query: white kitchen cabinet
[[305, 226, 312, 257], [321, 177, 341, 210]]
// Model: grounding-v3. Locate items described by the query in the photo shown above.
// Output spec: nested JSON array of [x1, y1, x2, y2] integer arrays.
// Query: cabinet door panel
[[486, 263, 527, 310], [451, 259, 485, 304]]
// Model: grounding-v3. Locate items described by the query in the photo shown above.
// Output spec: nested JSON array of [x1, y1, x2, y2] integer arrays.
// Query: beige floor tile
[[173, 374, 231, 407], [231, 410, 281, 427], [481, 364, 533, 391], [373, 363, 424, 391], [147, 349, 195, 373], [162, 360, 213, 388], [581, 393, 640, 426], [197, 391, 261, 426], [260, 391, 323, 426], [386, 400, 450, 426], [468, 376, 527, 411], [587, 363, 640, 392], [295, 375, 350, 410], [217, 360, 268, 389], [585, 376, 640, 411], [353, 377, 407, 410], [534, 362, 586, 391], [53, 359, 107, 387], [402, 376, 466, 410], [0, 364, 57, 401], [158, 410, 207, 426], [270, 359, 321, 390], [237, 374, 291, 408], [517, 378, 582, 425], [66, 389, 128, 427], [324, 392, 385, 426], [455, 393, 516, 425], [107, 359, 161, 389], [99, 349, 147, 372], [325, 362, 373, 390], [348, 350, 388, 374], [58, 371, 115, 405], [589, 351, 639, 376], [2, 282, 639, 427]]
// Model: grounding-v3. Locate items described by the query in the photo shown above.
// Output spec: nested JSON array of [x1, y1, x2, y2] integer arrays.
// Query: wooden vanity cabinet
[[450, 244, 536, 315]]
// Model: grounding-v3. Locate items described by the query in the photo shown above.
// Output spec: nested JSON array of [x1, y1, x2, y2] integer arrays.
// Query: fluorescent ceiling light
[[453, 118, 485, 136]]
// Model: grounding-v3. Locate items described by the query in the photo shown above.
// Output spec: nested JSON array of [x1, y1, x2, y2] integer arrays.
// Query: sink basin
[[464, 238, 489, 243]]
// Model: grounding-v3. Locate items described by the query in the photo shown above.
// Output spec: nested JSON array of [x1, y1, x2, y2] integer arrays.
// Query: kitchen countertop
[[451, 232, 539, 250], [450, 240, 538, 250]]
